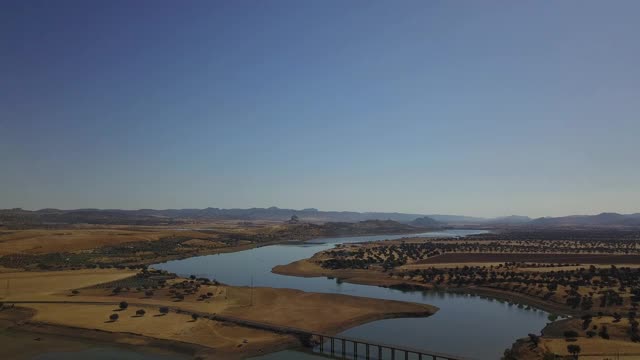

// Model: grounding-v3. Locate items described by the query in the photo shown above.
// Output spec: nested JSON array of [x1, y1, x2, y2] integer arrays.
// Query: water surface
[[153, 230, 550, 359]]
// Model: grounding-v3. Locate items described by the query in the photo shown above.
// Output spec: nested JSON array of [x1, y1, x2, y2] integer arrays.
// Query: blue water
[[153, 230, 551, 360]]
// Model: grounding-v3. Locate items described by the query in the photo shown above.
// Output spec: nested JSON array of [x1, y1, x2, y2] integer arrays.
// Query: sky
[[1, 1, 639, 218]]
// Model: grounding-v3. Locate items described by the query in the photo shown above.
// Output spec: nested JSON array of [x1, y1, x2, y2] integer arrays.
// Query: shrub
[[136, 309, 146, 316], [567, 344, 581, 358], [119, 301, 128, 310], [159, 307, 169, 315], [109, 313, 119, 322], [563, 330, 579, 338]]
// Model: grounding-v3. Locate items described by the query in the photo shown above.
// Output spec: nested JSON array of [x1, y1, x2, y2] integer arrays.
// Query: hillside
[[529, 212, 640, 227], [409, 216, 442, 227]]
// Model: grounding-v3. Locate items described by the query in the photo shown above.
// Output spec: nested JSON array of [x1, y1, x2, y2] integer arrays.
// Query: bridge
[[6, 300, 469, 360]]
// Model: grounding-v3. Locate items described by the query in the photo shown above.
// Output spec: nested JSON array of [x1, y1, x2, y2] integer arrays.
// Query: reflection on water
[[153, 230, 550, 360]]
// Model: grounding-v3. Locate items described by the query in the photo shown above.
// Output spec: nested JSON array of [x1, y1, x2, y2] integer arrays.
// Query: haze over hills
[[0, 207, 639, 228], [0, 207, 436, 226], [528, 212, 640, 227]]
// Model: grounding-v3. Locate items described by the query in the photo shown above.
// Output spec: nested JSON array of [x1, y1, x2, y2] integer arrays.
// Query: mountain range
[[0, 207, 639, 228]]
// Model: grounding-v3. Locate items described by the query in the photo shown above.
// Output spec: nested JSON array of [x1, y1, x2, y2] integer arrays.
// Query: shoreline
[[3, 303, 435, 360], [273, 258, 578, 317], [135, 227, 444, 267], [0, 266, 437, 360]]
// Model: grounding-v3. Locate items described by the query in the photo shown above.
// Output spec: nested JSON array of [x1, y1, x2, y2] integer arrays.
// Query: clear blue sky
[[1, 1, 639, 217]]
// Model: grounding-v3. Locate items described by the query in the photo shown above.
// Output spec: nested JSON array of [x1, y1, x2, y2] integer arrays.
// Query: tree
[[119, 301, 128, 310], [109, 313, 119, 322], [528, 333, 540, 347], [159, 307, 169, 315], [567, 344, 581, 359], [191, 313, 199, 321], [136, 309, 146, 317], [71, 290, 79, 296]]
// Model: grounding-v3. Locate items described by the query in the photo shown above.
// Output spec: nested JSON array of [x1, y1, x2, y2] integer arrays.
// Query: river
[[151, 230, 551, 360]]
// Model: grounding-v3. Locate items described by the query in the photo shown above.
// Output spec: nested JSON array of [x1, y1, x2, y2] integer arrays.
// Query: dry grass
[[542, 337, 640, 358], [0, 229, 178, 255], [0, 268, 136, 299], [27, 303, 290, 353], [0, 268, 436, 357]]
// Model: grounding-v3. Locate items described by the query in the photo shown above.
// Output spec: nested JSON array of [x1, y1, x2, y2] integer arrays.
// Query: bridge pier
[[331, 337, 335, 356], [300, 332, 463, 360]]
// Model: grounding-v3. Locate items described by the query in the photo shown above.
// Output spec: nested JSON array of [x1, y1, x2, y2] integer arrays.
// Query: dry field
[[25, 303, 291, 355], [0, 228, 215, 255], [506, 316, 640, 360]]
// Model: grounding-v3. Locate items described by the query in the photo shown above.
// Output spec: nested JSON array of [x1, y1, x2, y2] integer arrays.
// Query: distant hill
[[409, 216, 442, 227], [2, 207, 638, 228], [424, 214, 487, 224], [0, 207, 430, 226], [529, 213, 640, 227], [484, 215, 532, 225]]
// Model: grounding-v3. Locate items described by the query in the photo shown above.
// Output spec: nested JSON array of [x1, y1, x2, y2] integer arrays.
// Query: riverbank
[[0, 308, 196, 360], [152, 229, 552, 360], [123, 227, 442, 267], [0, 222, 440, 270], [273, 257, 579, 316], [0, 268, 437, 359]]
